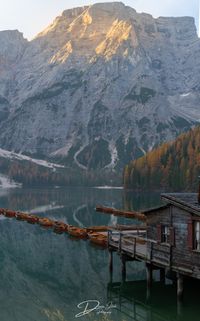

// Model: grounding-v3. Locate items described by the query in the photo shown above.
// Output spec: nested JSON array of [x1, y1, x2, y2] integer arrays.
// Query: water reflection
[[107, 277, 200, 321], [107, 280, 177, 321], [0, 187, 197, 321], [1, 187, 162, 212], [122, 190, 162, 212], [0, 218, 110, 321], [0, 187, 162, 226]]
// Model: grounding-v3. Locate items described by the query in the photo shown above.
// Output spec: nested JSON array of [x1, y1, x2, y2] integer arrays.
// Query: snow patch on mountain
[[104, 141, 118, 169], [0, 148, 65, 170], [74, 145, 88, 170], [180, 93, 191, 97]]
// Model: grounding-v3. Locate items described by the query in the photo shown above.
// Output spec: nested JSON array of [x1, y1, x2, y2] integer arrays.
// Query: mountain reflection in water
[[0, 187, 198, 321]]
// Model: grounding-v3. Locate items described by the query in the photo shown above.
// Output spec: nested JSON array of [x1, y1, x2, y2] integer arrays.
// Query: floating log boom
[[0, 207, 146, 249], [96, 205, 146, 221]]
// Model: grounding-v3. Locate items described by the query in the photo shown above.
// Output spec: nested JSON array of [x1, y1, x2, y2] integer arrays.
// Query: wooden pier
[[107, 229, 190, 300], [107, 230, 193, 274], [98, 190, 200, 302]]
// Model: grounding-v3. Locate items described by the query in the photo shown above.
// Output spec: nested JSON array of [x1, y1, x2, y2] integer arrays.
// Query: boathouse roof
[[161, 193, 200, 216], [142, 204, 169, 214]]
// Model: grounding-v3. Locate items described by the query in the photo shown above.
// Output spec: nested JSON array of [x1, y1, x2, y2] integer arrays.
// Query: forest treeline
[[0, 157, 120, 187], [123, 126, 200, 191]]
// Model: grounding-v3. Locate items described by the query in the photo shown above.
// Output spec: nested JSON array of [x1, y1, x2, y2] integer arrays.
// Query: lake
[[0, 187, 199, 321]]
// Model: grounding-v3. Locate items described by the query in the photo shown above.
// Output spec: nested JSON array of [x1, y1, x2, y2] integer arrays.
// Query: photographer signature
[[75, 300, 117, 318]]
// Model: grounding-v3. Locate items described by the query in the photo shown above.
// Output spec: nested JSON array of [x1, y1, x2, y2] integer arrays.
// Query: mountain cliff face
[[0, 2, 199, 171]]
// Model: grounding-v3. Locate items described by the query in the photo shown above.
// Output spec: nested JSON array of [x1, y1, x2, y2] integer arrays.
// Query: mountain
[[0, 2, 199, 174], [123, 126, 200, 191]]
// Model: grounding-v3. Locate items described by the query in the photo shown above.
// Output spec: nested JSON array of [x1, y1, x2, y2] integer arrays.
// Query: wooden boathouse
[[107, 192, 200, 300]]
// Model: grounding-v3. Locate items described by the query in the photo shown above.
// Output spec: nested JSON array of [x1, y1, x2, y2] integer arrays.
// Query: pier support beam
[[146, 264, 152, 302], [160, 268, 165, 284], [146, 263, 153, 288], [177, 273, 184, 301], [109, 250, 113, 274], [121, 256, 126, 282]]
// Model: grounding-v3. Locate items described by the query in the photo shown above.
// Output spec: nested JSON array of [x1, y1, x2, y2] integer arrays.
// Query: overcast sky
[[0, 0, 198, 40]]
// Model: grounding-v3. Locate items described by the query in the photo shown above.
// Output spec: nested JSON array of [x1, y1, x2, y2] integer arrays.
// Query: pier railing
[[108, 230, 171, 267]]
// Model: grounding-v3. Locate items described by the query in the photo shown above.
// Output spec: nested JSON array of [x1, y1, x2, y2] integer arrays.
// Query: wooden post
[[150, 242, 153, 262], [177, 273, 184, 301], [146, 264, 152, 287], [169, 245, 173, 268], [160, 268, 165, 284], [133, 237, 136, 258], [109, 250, 113, 274], [198, 176, 200, 204], [146, 263, 152, 301], [119, 232, 122, 252], [107, 230, 110, 248], [121, 256, 126, 282]]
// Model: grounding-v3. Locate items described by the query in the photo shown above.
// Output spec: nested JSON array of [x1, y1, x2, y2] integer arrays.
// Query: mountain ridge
[[0, 2, 199, 174]]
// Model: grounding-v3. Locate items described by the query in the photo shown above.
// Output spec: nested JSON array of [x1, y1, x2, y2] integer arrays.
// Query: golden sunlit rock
[[95, 19, 137, 60], [50, 41, 73, 64]]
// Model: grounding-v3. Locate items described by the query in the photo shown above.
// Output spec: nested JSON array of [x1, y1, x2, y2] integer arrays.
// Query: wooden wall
[[146, 205, 200, 278]]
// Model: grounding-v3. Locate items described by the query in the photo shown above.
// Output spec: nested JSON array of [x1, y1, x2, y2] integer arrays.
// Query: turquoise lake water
[[0, 187, 199, 321]]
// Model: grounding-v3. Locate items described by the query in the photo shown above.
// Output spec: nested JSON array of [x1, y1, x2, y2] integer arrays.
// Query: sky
[[0, 0, 198, 40]]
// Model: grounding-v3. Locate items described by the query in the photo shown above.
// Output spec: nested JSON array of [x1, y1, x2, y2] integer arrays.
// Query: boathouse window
[[161, 225, 170, 243], [157, 224, 175, 245], [194, 221, 200, 251]]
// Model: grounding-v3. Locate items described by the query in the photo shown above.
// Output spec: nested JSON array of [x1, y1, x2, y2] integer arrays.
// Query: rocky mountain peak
[[33, 1, 138, 67], [0, 3, 199, 173], [0, 30, 27, 98], [33, 3, 198, 66], [36, 6, 89, 39], [0, 30, 27, 62]]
